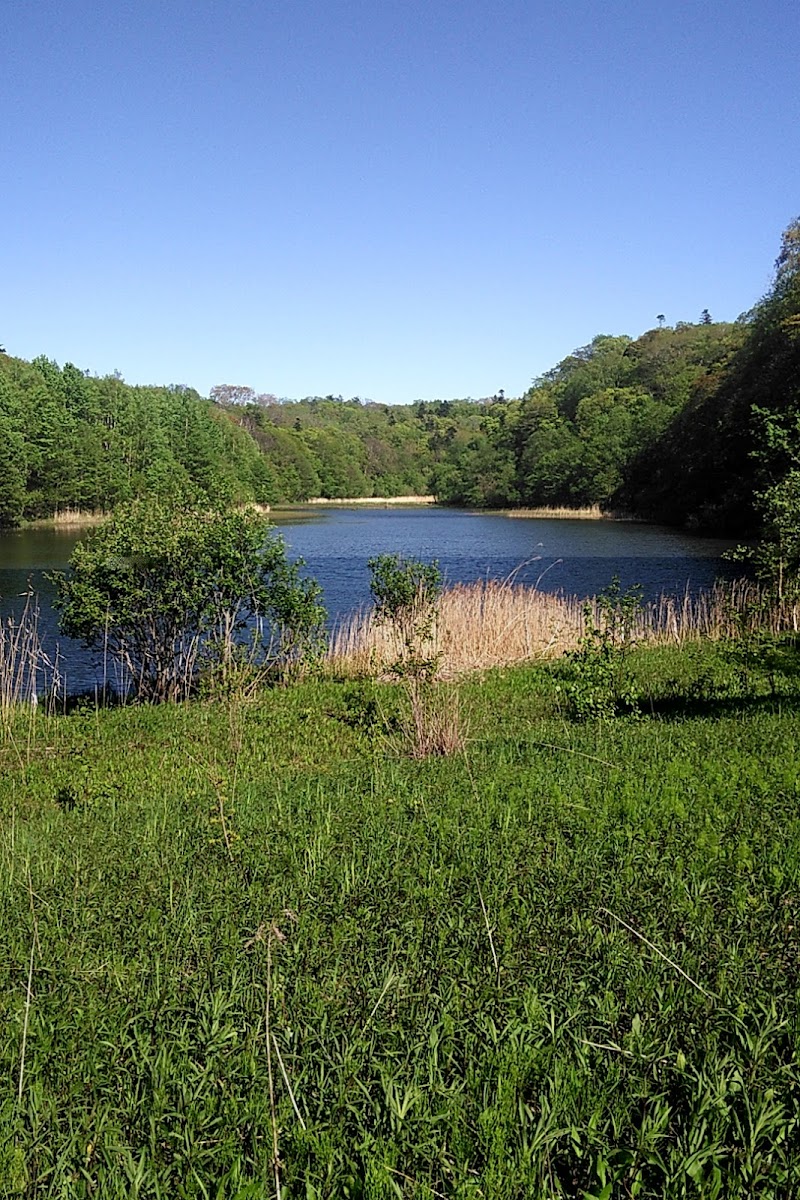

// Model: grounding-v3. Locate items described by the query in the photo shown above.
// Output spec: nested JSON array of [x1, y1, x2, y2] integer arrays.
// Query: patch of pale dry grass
[[37, 508, 107, 528], [327, 577, 794, 678], [306, 495, 436, 506], [504, 505, 606, 520], [398, 681, 468, 758], [327, 580, 585, 678]]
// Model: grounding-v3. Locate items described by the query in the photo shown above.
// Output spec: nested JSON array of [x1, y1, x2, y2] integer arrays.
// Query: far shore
[[23, 509, 109, 530], [17, 498, 643, 530], [304, 495, 436, 506], [500, 505, 641, 521]]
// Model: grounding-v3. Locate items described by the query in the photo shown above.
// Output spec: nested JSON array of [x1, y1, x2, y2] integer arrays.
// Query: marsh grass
[[327, 580, 587, 678], [0, 592, 63, 744], [2, 643, 800, 1195], [328, 577, 793, 679], [504, 504, 607, 519]]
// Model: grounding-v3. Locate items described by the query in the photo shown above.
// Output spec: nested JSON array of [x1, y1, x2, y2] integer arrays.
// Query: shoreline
[[499, 505, 640, 521], [304, 495, 436, 506], [22, 509, 109, 531]]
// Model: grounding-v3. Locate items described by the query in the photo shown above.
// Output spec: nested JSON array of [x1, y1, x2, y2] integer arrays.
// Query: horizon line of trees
[[2, 219, 798, 549]]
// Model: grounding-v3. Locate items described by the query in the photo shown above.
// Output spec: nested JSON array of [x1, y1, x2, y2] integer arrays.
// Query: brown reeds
[[306, 495, 436, 506], [0, 591, 60, 729], [504, 505, 606, 520], [327, 577, 794, 678], [34, 508, 107, 529]]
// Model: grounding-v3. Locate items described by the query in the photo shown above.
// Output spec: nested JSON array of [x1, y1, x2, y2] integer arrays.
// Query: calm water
[[0, 506, 738, 695]]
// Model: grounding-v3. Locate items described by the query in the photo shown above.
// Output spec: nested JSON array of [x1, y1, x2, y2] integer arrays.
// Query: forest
[[2, 219, 799, 544]]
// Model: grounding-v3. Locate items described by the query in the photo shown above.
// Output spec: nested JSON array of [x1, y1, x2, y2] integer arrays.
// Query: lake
[[0, 506, 738, 696]]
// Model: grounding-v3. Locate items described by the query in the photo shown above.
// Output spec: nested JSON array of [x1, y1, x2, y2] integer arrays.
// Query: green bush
[[368, 553, 442, 680], [561, 577, 642, 720], [53, 501, 325, 701]]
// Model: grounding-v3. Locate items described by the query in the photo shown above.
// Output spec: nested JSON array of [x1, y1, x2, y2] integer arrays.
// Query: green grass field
[[2, 643, 800, 1198]]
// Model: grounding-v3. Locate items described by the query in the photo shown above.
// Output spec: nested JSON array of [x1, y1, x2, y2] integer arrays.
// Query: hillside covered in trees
[[0, 357, 273, 524], [214, 218, 800, 534], [2, 219, 798, 539]]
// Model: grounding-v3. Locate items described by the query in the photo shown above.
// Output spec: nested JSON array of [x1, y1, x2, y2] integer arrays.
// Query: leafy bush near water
[[560, 578, 643, 721], [2, 644, 800, 1196], [52, 502, 326, 703]]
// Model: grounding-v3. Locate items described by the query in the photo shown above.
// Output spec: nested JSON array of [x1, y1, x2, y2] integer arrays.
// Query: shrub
[[367, 554, 465, 756], [561, 577, 642, 720], [367, 553, 442, 680], [53, 501, 325, 701]]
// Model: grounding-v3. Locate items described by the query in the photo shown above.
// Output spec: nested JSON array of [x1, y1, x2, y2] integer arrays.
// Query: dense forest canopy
[[2, 219, 799, 539], [210, 318, 749, 517], [0, 357, 273, 524]]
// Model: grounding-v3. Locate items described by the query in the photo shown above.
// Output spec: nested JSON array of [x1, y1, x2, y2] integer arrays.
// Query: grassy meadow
[[2, 640, 800, 1198]]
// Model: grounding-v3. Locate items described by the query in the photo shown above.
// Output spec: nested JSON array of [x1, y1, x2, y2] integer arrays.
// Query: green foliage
[[561, 577, 643, 720], [231, 394, 441, 502], [0, 411, 27, 526], [368, 553, 442, 679], [514, 323, 745, 513], [727, 469, 800, 606], [0, 355, 274, 523], [2, 646, 800, 1194], [53, 503, 325, 701], [721, 612, 795, 700]]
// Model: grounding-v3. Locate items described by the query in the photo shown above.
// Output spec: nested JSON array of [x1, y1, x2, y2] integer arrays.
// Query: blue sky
[[3, 0, 799, 403]]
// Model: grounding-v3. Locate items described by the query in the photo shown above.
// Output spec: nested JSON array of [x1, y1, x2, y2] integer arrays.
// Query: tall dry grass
[[504, 505, 606, 520], [327, 577, 793, 678], [34, 508, 107, 529], [0, 591, 61, 729]]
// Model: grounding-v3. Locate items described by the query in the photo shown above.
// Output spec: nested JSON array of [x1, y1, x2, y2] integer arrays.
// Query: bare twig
[[272, 1033, 307, 1130], [26, 868, 42, 957], [600, 907, 716, 999], [531, 740, 619, 770], [578, 1037, 634, 1057], [265, 925, 283, 1200], [477, 882, 500, 985], [18, 936, 35, 1103], [364, 971, 399, 1030], [386, 1167, 449, 1199]]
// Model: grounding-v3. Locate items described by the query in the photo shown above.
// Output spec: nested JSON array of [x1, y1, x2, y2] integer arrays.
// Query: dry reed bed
[[327, 577, 794, 678], [503, 505, 643, 521], [0, 593, 60, 725], [504, 504, 606, 520], [30, 507, 108, 528]]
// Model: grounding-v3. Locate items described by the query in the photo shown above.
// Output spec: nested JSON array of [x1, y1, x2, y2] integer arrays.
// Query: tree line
[[0, 358, 273, 524], [2, 219, 799, 554]]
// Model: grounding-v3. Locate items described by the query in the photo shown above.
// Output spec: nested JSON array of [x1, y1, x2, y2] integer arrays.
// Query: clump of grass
[[0, 590, 61, 735], [396, 680, 467, 758]]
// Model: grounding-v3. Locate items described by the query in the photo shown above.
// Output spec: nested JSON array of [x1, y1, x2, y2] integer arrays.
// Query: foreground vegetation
[[2, 638, 800, 1198]]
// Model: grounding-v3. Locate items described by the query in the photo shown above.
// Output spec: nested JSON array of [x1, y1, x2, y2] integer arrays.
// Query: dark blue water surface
[[0, 506, 738, 695]]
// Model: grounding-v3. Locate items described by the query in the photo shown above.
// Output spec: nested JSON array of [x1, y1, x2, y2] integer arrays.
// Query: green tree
[[368, 553, 442, 675], [0, 411, 27, 524], [54, 503, 326, 701]]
